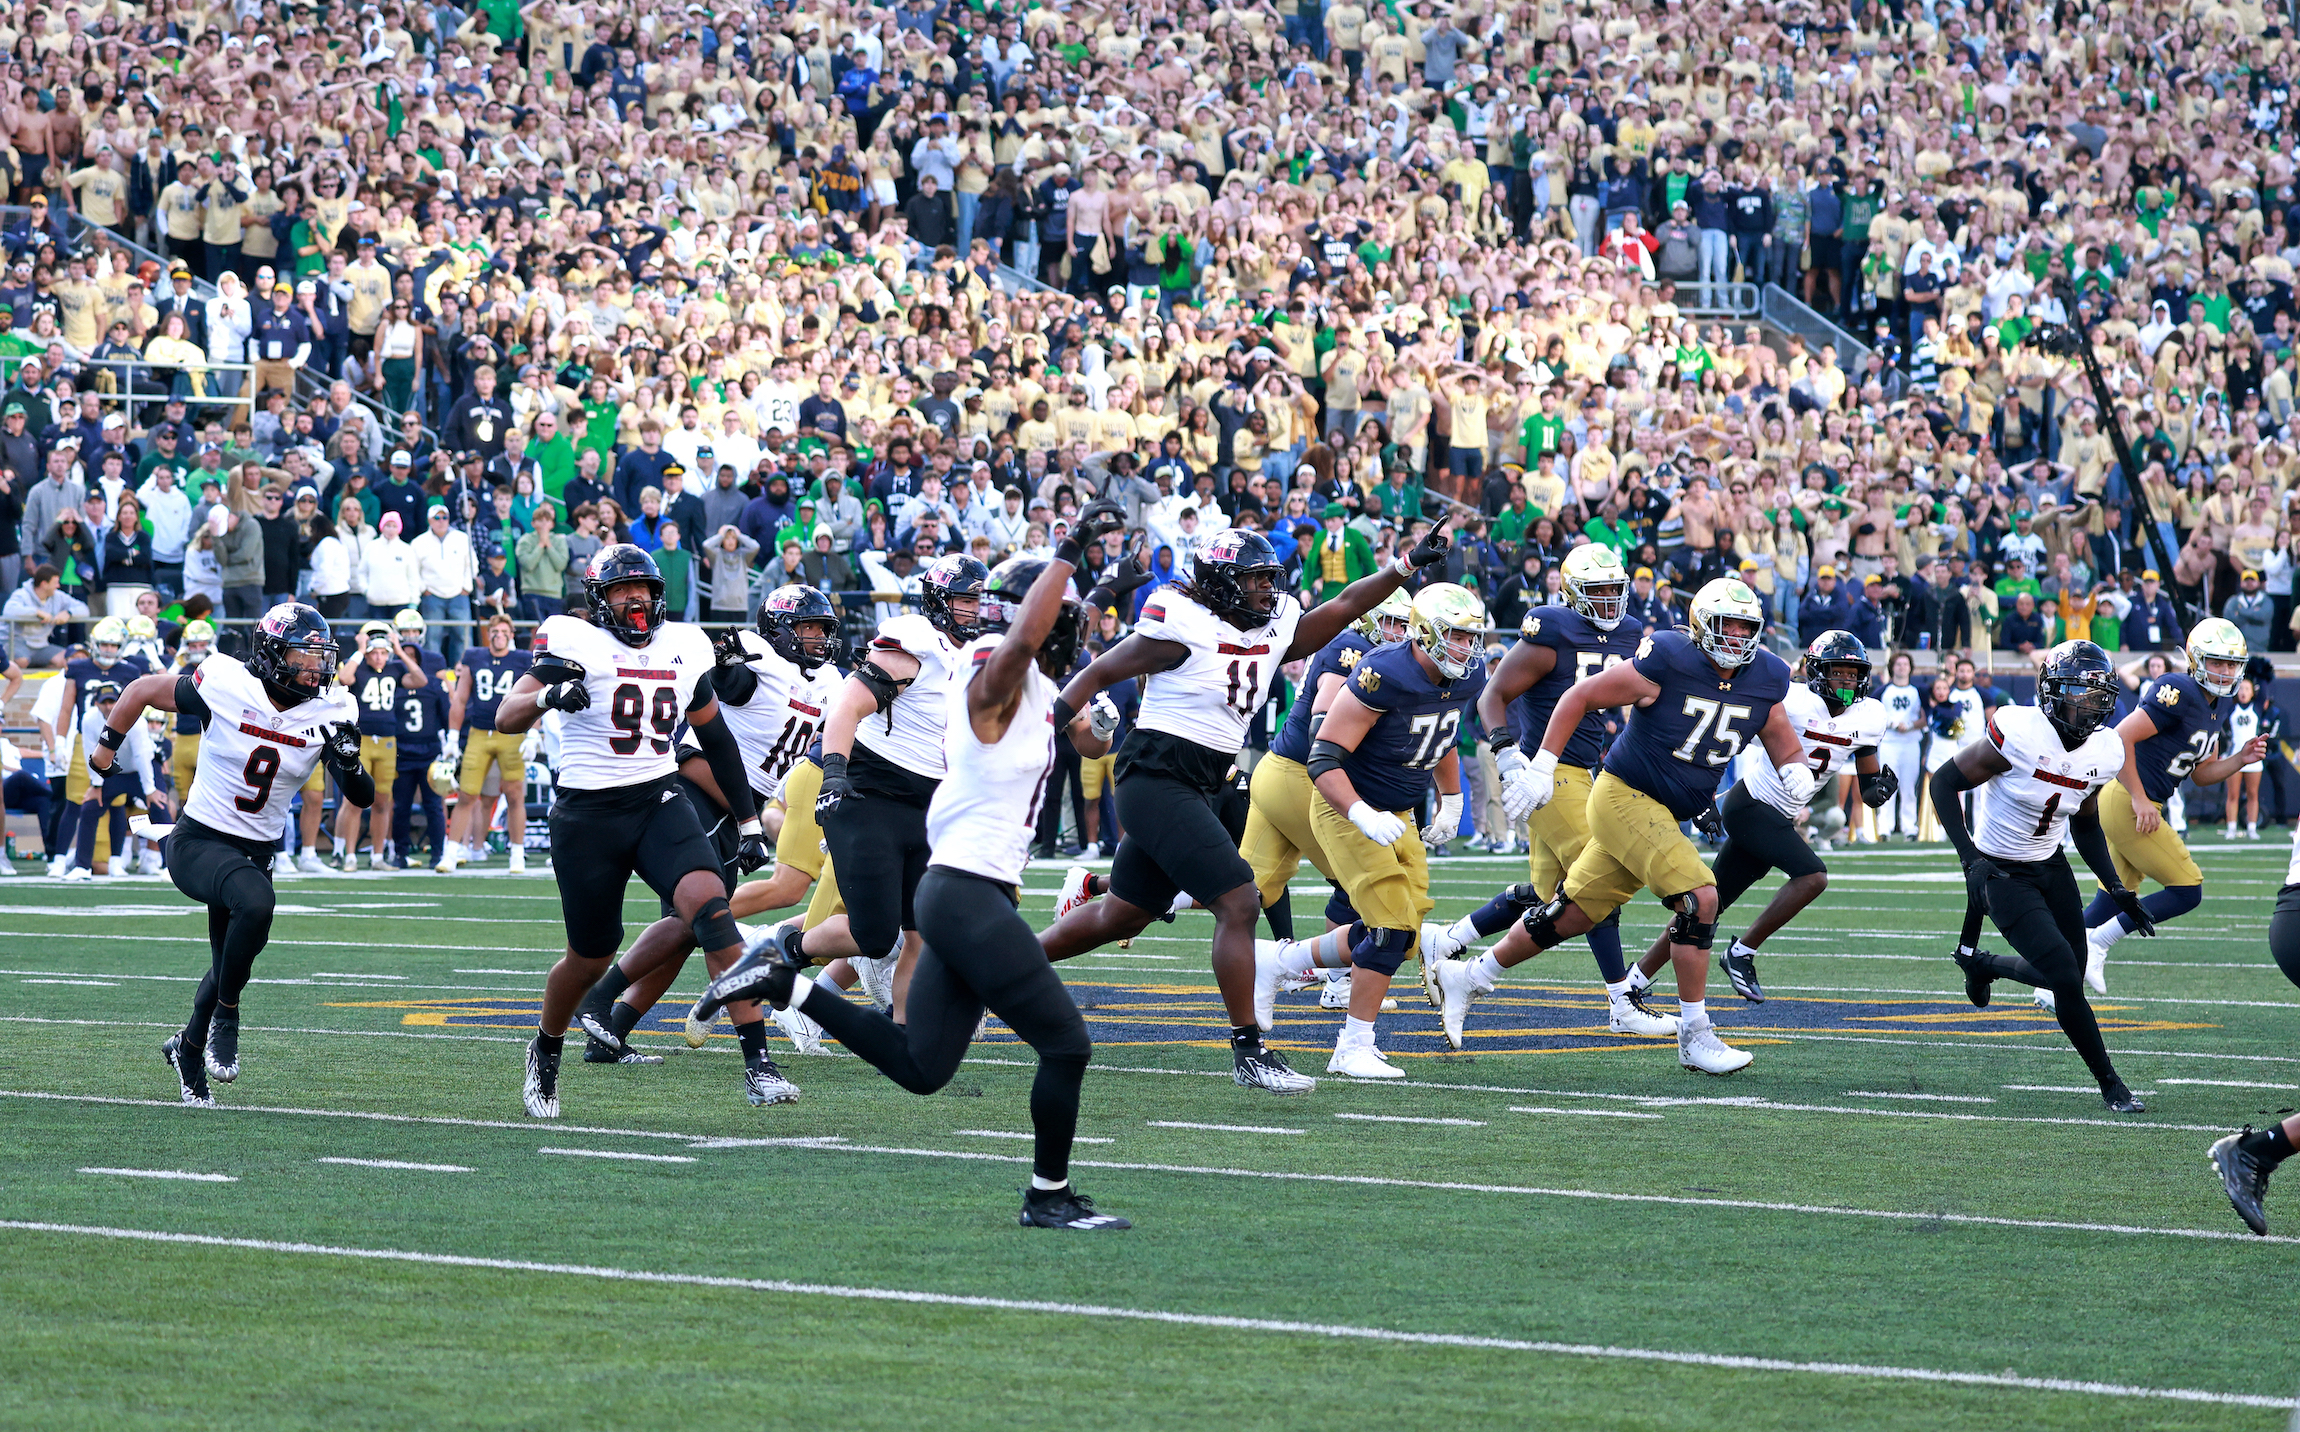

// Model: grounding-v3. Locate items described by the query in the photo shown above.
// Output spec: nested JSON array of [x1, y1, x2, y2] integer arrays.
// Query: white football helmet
[[1688, 578, 1766, 669], [2185, 617, 2247, 697], [1561, 544, 1630, 630]]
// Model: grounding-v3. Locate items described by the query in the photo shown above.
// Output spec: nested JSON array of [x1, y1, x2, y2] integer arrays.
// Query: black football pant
[[2271, 884, 2300, 993], [167, 818, 279, 1049], [800, 867, 1092, 1184], [1970, 855, 2120, 1086]]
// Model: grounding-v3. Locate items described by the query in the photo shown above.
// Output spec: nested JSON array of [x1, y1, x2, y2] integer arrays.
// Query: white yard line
[[78, 1168, 235, 1182], [315, 1157, 473, 1172], [1841, 1091, 1997, 1104], [1508, 1106, 1664, 1120], [2156, 1078, 2300, 1090], [1146, 1120, 1304, 1135], [2004, 1086, 2160, 1096], [536, 1148, 696, 1164], [1332, 1113, 1487, 1127], [948, 1130, 1115, 1144], [23, 978, 117, 986], [0, 1220, 2285, 1410]]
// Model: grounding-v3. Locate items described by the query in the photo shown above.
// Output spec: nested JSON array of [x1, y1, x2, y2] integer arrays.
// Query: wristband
[[738, 817, 763, 836], [818, 751, 848, 782], [1389, 555, 1416, 578], [1485, 731, 1515, 753], [96, 724, 127, 751], [1052, 696, 1077, 729]]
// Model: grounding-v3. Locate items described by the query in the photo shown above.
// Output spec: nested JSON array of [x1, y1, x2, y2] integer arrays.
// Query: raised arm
[[1285, 523, 1451, 658]]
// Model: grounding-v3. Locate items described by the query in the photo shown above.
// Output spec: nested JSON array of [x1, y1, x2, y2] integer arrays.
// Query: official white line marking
[[2157, 1078, 2300, 1090], [949, 1130, 1115, 1144], [23, 978, 116, 986], [2003, 1085, 2161, 1095], [315, 1158, 473, 1172], [0, 1221, 2282, 1410], [1842, 1091, 1998, 1104], [1333, 1113, 1488, 1127], [79, 1168, 235, 1182], [311, 972, 405, 980], [1147, 1121, 1304, 1135], [537, 1147, 696, 1164], [1765, 982, 2300, 1012], [455, 969, 548, 976], [1509, 1106, 1665, 1120], [0, 1089, 706, 1140]]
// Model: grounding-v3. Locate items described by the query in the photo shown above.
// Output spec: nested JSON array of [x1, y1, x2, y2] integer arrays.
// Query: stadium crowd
[[4, 0, 2300, 869]]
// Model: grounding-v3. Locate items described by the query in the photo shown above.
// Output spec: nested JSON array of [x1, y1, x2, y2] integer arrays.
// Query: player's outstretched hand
[[2111, 886, 2158, 937], [1087, 692, 1122, 740], [321, 722, 362, 771], [1074, 500, 1127, 545], [1347, 801, 1407, 845], [1405, 525, 1451, 569]]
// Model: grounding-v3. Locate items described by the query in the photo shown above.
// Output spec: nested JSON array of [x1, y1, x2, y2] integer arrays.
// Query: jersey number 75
[[1671, 697, 1753, 767]]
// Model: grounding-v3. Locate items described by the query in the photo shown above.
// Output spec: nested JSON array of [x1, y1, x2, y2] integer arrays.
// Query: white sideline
[[1146, 1121, 1303, 1135], [1842, 1091, 1998, 1104], [949, 1130, 1115, 1144], [79, 1168, 235, 1182], [1508, 1106, 1665, 1120], [537, 1148, 696, 1164], [316, 1158, 473, 1172], [0, 1220, 2285, 1411]]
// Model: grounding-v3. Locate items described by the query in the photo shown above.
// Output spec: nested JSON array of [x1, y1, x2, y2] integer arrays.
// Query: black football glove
[[1963, 855, 2005, 914], [537, 676, 591, 713], [321, 722, 362, 772], [1693, 802, 1723, 840], [1404, 525, 1451, 569], [813, 752, 853, 821], [1086, 554, 1153, 611], [712, 630, 749, 669], [736, 828, 773, 874], [2110, 886, 2158, 937], [1073, 498, 1127, 545], [1858, 767, 1899, 809]]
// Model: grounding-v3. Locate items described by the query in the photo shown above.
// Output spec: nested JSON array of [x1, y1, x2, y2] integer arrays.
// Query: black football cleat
[[693, 924, 805, 1022], [203, 1008, 241, 1083], [1019, 1185, 1132, 1230], [2100, 1080, 2145, 1114], [574, 985, 625, 1053], [1952, 946, 1993, 1008], [522, 1035, 562, 1118], [2210, 1130, 2273, 1235], [162, 1035, 215, 1107], [583, 1034, 662, 1065], [1721, 940, 1765, 1004]]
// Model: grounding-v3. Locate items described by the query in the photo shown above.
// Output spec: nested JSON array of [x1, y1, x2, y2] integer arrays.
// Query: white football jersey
[[1131, 587, 1303, 754], [1943, 684, 1988, 741], [1975, 704, 2126, 862], [927, 633, 1058, 885], [1745, 686, 1889, 817], [180, 653, 357, 841], [1879, 681, 1924, 737], [714, 630, 841, 801], [853, 612, 960, 779], [532, 615, 716, 791]]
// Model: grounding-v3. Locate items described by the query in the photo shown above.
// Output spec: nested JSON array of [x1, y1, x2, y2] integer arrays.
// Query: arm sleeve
[[688, 706, 758, 824], [174, 672, 211, 722], [1928, 761, 1982, 865], [332, 761, 375, 809], [713, 660, 760, 706]]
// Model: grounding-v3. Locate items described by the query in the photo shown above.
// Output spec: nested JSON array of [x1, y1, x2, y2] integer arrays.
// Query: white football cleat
[[295, 849, 327, 875], [1276, 968, 1325, 993], [1251, 939, 1288, 1032], [435, 841, 462, 874], [1420, 919, 1466, 963], [2084, 922, 2115, 994], [138, 850, 165, 875], [61, 865, 90, 882], [1327, 1031, 1406, 1079], [2034, 986, 2058, 1012], [45, 856, 67, 878], [1055, 864, 1095, 919], [0, 850, 15, 876], [1317, 975, 1395, 1012], [1677, 1020, 1752, 1075], [507, 847, 527, 874], [1421, 958, 1480, 1050], [856, 951, 899, 1013], [771, 1004, 826, 1055], [1609, 989, 1681, 1036]]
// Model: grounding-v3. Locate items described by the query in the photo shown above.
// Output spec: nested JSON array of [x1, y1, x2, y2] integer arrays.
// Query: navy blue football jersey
[[1336, 641, 1487, 813], [2132, 672, 2221, 801], [1604, 629, 1793, 819], [346, 657, 411, 737], [458, 646, 533, 731], [66, 654, 150, 729], [396, 678, 451, 760], [1507, 605, 1645, 769], [1271, 629, 1377, 763]]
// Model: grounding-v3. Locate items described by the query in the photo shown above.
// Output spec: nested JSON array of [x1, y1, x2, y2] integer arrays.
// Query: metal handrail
[[1760, 282, 1875, 366], [1677, 282, 1761, 316]]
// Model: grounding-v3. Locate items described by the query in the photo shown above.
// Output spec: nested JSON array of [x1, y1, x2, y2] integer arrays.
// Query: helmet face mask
[[756, 584, 842, 670], [249, 603, 339, 707], [2186, 618, 2248, 697], [1409, 583, 1488, 681], [1801, 630, 1872, 712], [90, 617, 124, 667], [1188, 530, 1285, 628], [1355, 589, 1413, 644], [920, 555, 991, 643], [1562, 545, 1631, 630], [979, 556, 1084, 677], [2038, 639, 2118, 746], [584, 544, 669, 646], [1690, 578, 1766, 669]]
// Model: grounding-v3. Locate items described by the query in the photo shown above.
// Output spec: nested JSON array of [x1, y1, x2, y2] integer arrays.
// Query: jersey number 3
[[1671, 697, 1753, 767], [609, 683, 678, 755]]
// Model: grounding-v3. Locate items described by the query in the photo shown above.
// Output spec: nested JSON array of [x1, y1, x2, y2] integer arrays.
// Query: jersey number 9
[[609, 683, 678, 755]]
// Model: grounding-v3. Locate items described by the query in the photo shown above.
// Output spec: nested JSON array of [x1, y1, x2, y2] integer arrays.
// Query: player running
[[1249, 584, 1487, 1078], [86, 604, 366, 1105], [493, 545, 770, 1119], [2082, 618, 2261, 994], [699, 548, 1131, 1230], [437, 613, 535, 873], [2208, 829, 2300, 1234], [1627, 631, 1893, 1004], [1424, 578, 1808, 1074], [1932, 640, 2152, 1113], [571, 584, 843, 1099], [1034, 523, 1450, 1094], [1424, 543, 1665, 1034]]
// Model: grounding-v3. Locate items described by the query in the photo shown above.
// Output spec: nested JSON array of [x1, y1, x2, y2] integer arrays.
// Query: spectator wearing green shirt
[[1518, 388, 1565, 463], [1992, 557, 2042, 608], [1372, 469, 1422, 528], [1582, 499, 1637, 555], [513, 504, 570, 620], [1488, 483, 1538, 546], [525, 411, 578, 510]]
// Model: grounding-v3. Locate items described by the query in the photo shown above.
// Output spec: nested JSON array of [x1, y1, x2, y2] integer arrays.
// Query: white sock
[[1445, 913, 1481, 947], [2096, 920, 2128, 948], [1680, 998, 1707, 1029], [1030, 1174, 1068, 1192], [787, 975, 817, 1009], [1274, 940, 1316, 976], [1343, 1014, 1376, 1044], [1626, 967, 1653, 993], [1733, 938, 1759, 955], [300, 845, 317, 858], [1604, 978, 1631, 1000], [1468, 951, 1504, 992]]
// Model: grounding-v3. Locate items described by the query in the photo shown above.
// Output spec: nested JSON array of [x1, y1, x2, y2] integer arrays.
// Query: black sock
[[590, 965, 634, 1005], [735, 1020, 768, 1067], [1263, 890, 1295, 942], [1230, 1024, 1262, 1053], [608, 1001, 644, 1041], [535, 1028, 563, 1054], [2243, 1123, 2297, 1166]]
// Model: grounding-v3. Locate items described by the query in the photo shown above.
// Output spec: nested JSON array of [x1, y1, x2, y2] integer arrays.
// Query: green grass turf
[[3, 842, 2299, 1430]]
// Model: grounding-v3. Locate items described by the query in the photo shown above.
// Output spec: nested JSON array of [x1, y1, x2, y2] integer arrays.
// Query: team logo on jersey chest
[[2031, 766, 2089, 791], [616, 668, 676, 680], [236, 717, 310, 747]]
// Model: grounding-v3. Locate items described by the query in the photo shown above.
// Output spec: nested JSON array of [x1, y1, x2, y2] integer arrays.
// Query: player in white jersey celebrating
[[492, 545, 770, 1119], [86, 604, 367, 1106], [1930, 640, 2153, 1113], [700, 540, 1130, 1230], [1633, 632, 1894, 1003], [1875, 651, 1925, 840], [570, 584, 844, 1099], [1033, 522, 1452, 1094]]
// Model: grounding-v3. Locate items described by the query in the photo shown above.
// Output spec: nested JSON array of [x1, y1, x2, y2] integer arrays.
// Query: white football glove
[[1086, 692, 1121, 740], [1347, 801, 1408, 846], [439, 730, 461, 764], [1495, 743, 1538, 823], [1778, 761, 1819, 806], [519, 727, 543, 763], [1520, 747, 1560, 813], [1422, 790, 1463, 848]]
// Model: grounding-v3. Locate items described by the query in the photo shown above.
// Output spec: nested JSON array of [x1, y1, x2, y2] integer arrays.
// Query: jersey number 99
[[609, 683, 678, 755]]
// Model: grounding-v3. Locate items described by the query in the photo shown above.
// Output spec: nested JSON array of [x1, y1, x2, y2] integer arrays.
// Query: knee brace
[[691, 895, 739, 954], [1520, 894, 1572, 950], [1324, 882, 1361, 929], [1351, 925, 1416, 977], [1665, 900, 1716, 951]]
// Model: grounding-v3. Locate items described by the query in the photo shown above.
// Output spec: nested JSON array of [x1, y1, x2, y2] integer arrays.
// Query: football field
[[4, 842, 2299, 1430]]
